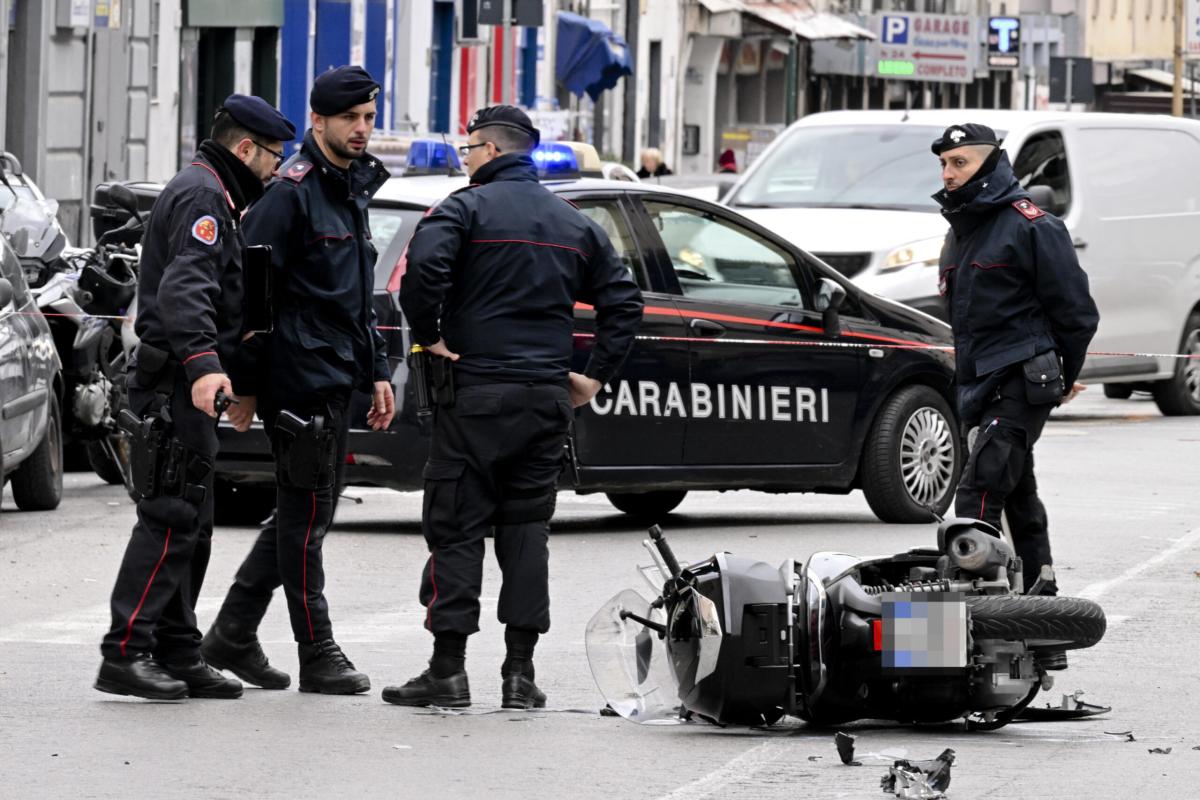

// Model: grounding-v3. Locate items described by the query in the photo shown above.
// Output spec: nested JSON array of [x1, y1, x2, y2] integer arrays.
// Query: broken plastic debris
[[392, 745, 412, 750], [1147, 747, 1172, 755], [1017, 689, 1111, 721], [880, 749, 955, 800], [835, 732, 862, 766], [1104, 730, 1136, 742]]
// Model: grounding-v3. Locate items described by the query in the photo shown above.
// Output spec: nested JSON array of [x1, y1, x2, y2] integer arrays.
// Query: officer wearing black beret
[[200, 66, 395, 695], [383, 105, 643, 709], [933, 123, 1099, 667], [96, 95, 293, 700]]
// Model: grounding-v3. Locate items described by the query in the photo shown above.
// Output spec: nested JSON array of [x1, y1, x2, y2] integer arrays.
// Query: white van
[[724, 109, 1200, 415]]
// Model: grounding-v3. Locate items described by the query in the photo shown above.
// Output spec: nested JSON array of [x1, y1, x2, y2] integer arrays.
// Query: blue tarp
[[556, 11, 634, 102]]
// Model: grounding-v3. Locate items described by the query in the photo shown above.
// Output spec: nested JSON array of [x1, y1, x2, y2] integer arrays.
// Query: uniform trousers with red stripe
[[954, 371, 1057, 593], [214, 394, 349, 643], [102, 372, 217, 661]]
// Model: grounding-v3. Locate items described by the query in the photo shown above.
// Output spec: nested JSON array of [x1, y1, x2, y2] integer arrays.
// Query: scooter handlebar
[[648, 524, 682, 579]]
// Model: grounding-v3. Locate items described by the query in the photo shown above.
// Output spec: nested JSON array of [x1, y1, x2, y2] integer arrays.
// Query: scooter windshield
[[585, 589, 682, 725]]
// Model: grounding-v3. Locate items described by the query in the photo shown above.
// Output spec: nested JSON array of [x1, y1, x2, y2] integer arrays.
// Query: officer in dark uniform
[[200, 66, 395, 695], [96, 96, 295, 700], [933, 124, 1099, 615], [382, 105, 643, 709]]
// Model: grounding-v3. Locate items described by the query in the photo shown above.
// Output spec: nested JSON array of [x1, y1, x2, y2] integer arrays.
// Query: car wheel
[[1102, 384, 1134, 400], [861, 385, 960, 524], [213, 480, 277, 527], [11, 394, 64, 511], [605, 490, 688, 520], [1152, 311, 1200, 416]]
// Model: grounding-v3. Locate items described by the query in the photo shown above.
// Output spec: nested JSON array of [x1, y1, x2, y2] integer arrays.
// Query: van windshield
[[729, 125, 986, 212]]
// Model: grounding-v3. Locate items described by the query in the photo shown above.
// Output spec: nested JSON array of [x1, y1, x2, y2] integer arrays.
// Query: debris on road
[[1017, 689, 1111, 721], [880, 749, 956, 800], [1148, 747, 1172, 755], [835, 732, 862, 766], [1104, 730, 1136, 742]]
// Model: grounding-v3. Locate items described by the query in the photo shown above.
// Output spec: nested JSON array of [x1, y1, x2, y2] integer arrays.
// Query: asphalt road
[[2, 389, 1198, 799]]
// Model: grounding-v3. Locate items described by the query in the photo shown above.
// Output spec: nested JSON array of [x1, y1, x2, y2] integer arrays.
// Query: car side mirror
[[0, 276, 14, 309], [815, 277, 846, 336]]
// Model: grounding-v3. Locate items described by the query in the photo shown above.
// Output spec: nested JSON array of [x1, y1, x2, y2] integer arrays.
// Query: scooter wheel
[[966, 595, 1106, 650]]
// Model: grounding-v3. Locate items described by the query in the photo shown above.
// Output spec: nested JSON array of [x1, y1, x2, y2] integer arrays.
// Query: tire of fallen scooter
[[967, 595, 1106, 650]]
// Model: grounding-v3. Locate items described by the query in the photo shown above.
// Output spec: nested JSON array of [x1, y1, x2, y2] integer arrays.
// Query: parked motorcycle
[[587, 520, 1106, 731]]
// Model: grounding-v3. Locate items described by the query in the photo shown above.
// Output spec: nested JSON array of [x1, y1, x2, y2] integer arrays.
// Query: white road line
[[1077, 526, 1200, 601], [651, 741, 790, 800]]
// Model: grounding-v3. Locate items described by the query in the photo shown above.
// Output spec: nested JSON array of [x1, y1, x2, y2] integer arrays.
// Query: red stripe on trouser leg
[[301, 492, 317, 642], [119, 527, 173, 657], [979, 491, 988, 521], [425, 553, 438, 629]]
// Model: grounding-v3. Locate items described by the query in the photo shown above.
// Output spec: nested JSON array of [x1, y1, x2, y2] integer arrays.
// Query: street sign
[[987, 17, 1020, 70], [870, 13, 975, 84], [1049, 57, 1094, 105], [1189, 0, 1200, 55], [478, 0, 543, 27]]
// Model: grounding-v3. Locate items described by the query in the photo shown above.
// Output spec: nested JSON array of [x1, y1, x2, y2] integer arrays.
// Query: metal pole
[[1065, 57, 1072, 109], [1174, 0, 1185, 117], [1191, 62, 1197, 117], [502, 0, 513, 105]]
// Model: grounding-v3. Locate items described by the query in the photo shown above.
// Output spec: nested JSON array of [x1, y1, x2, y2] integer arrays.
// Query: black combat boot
[[201, 620, 291, 690], [162, 657, 244, 699], [500, 627, 545, 710], [297, 639, 370, 694], [382, 633, 470, 707], [95, 654, 189, 700]]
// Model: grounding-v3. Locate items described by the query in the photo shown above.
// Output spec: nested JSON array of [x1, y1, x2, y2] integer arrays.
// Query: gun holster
[[273, 410, 337, 490], [118, 407, 212, 505], [430, 356, 456, 408]]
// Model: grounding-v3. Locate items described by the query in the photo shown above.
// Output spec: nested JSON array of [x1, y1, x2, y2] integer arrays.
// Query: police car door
[[567, 195, 688, 466], [638, 197, 862, 466]]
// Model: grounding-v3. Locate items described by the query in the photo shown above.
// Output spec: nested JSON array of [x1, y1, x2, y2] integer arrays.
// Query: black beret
[[931, 123, 1000, 155], [466, 104, 541, 148], [310, 65, 381, 116], [220, 94, 296, 142]]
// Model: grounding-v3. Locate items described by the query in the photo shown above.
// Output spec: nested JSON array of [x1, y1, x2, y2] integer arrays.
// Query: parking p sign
[[882, 16, 909, 45]]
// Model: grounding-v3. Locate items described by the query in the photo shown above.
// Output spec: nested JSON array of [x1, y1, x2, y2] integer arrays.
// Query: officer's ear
[[234, 137, 255, 162], [310, 111, 324, 135]]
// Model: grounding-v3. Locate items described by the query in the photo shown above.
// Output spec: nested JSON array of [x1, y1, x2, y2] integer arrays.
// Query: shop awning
[[697, 0, 875, 41], [1126, 68, 1199, 94], [556, 12, 635, 101]]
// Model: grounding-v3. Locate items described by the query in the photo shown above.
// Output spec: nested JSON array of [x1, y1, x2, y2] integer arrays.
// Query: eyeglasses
[[253, 141, 285, 168], [457, 142, 500, 158]]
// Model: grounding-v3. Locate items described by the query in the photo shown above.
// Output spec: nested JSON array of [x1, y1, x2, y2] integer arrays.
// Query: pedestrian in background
[[383, 105, 643, 709], [200, 66, 395, 695], [717, 148, 738, 174], [932, 124, 1099, 660], [95, 96, 294, 701], [637, 147, 672, 178]]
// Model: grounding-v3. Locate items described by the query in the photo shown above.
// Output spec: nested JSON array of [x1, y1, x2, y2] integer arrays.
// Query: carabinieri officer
[[96, 95, 294, 700], [201, 66, 395, 695]]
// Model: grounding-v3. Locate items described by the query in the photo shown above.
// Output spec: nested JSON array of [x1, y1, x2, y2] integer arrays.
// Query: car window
[[643, 200, 807, 309], [573, 199, 649, 289], [1012, 131, 1072, 216], [370, 206, 427, 290], [1072, 127, 1200, 218]]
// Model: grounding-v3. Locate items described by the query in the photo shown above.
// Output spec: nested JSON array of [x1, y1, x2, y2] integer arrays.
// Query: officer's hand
[[228, 395, 257, 432], [192, 373, 233, 418], [368, 381, 395, 430], [568, 372, 603, 408], [1061, 381, 1087, 405], [429, 339, 460, 361]]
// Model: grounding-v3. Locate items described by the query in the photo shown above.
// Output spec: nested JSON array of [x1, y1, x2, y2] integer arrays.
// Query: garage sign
[[871, 13, 976, 84]]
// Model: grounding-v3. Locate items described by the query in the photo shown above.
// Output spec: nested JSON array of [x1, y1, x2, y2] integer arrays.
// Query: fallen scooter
[[586, 519, 1106, 730]]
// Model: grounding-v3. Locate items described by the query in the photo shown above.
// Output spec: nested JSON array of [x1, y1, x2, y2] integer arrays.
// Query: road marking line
[[1077, 526, 1200, 601], [651, 741, 789, 800]]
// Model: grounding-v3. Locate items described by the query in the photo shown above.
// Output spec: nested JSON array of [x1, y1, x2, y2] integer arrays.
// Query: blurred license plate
[[878, 591, 968, 673]]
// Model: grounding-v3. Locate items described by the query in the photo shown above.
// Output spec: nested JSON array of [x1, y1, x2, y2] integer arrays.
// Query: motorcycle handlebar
[[648, 525, 682, 579]]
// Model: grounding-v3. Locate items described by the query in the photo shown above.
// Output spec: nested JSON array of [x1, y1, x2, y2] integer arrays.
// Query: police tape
[[10, 312, 1199, 359]]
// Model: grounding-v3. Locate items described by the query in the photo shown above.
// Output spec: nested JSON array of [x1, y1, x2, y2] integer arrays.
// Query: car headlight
[[882, 236, 946, 272]]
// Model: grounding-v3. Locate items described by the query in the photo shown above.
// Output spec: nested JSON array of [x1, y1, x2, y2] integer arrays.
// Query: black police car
[[211, 140, 961, 525], [0, 227, 62, 511]]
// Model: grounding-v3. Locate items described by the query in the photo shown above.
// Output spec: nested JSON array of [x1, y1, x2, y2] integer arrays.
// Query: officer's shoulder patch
[[191, 215, 219, 245], [1012, 199, 1046, 221], [280, 160, 315, 184]]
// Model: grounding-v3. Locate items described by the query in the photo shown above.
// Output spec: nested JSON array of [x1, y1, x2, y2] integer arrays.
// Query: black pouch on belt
[[134, 341, 177, 393], [1022, 351, 1064, 405]]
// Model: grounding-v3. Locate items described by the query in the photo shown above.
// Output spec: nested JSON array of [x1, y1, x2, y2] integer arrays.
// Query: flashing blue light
[[531, 143, 580, 178], [404, 140, 462, 176]]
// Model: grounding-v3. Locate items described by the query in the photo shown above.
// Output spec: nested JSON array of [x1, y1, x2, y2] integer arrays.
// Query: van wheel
[[1103, 384, 1133, 400], [606, 490, 687, 520], [1152, 312, 1200, 416], [861, 385, 961, 524], [11, 395, 64, 511]]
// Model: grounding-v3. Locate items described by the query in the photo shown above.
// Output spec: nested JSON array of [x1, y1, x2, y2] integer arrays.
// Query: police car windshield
[[370, 205, 426, 290], [729, 125, 973, 212]]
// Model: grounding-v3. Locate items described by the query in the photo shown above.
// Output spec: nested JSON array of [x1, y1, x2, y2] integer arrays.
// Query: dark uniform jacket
[[133, 140, 262, 385], [935, 151, 1099, 422], [400, 153, 643, 386], [236, 130, 391, 402]]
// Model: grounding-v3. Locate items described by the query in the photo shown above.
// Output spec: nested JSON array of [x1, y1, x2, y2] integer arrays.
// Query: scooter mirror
[[108, 183, 144, 223]]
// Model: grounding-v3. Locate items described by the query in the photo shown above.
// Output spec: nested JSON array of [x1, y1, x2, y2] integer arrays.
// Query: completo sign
[[870, 13, 976, 84]]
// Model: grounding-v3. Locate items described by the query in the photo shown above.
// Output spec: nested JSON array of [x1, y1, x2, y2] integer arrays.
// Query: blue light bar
[[531, 143, 581, 179], [404, 139, 462, 176]]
